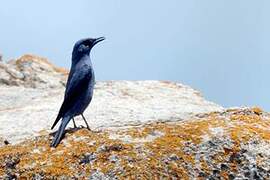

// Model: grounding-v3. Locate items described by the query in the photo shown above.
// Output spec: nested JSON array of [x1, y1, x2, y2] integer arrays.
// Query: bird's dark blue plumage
[[51, 37, 105, 147]]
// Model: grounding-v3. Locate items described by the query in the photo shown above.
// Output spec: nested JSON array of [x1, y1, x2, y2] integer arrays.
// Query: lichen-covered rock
[[0, 108, 269, 179], [1, 55, 266, 178], [0, 54, 67, 88]]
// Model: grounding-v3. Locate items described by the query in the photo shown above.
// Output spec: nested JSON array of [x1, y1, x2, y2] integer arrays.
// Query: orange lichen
[[1, 108, 270, 178], [16, 54, 69, 75], [252, 107, 263, 115], [122, 126, 155, 139]]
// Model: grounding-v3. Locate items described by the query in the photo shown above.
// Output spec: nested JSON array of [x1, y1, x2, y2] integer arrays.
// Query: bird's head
[[72, 37, 105, 60]]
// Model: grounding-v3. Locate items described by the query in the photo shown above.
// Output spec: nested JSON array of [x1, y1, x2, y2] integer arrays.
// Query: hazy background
[[0, 1, 269, 110]]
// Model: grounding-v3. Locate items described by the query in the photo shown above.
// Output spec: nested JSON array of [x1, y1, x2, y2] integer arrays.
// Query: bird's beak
[[93, 37, 105, 46]]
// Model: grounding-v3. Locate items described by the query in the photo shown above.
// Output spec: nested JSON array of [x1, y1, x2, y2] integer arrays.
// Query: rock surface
[[1, 108, 270, 179], [1, 55, 269, 179], [0, 54, 67, 88], [0, 55, 222, 144]]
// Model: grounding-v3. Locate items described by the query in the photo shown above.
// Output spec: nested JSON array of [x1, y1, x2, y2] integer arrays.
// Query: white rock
[[0, 55, 223, 144], [0, 81, 223, 144]]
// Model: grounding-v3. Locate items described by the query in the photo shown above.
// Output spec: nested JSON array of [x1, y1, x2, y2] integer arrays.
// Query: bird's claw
[[84, 126, 101, 133]]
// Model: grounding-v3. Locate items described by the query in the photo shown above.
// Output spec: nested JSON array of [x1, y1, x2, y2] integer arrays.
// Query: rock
[[0, 108, 269, 179], [0, 77, 222, 144], [0, 81, 222, 143], [0, 54, 67, 88], [1, 55, 268, 178], [0, 55, 222, 144]]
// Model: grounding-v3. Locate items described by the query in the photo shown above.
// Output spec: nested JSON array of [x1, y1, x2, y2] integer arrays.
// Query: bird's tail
[[51, 115, 71, 147], [51, 113, 62, 130]]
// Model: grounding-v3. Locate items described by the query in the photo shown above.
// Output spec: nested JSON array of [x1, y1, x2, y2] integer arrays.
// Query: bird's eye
[[84, 44, 90, 48]]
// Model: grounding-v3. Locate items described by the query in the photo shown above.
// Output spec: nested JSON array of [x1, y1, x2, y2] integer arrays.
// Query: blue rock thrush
[[51, 37, 105, 147]]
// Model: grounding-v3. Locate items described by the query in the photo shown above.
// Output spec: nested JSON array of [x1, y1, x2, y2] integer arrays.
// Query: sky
[[0, 1, 269, 110]]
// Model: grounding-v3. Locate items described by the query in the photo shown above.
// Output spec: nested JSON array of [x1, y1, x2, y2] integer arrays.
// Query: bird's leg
[[72, 118, 77, 128], [81, 114, 91, 131]]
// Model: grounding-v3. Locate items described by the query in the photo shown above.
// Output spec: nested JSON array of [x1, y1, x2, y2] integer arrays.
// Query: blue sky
[[0, 1, 269, 110]]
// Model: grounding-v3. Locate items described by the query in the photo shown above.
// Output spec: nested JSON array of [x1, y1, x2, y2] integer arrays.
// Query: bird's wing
[[64, 70, 73, 98], [51, 65, 92, 129]]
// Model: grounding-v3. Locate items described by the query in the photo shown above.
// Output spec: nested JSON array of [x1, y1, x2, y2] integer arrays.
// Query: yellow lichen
[[1, 108, 270, 178]]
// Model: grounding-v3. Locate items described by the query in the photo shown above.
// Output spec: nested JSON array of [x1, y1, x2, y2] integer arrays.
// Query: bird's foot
[[82, 125, 101, 133], [86, 126, 91, 131], [90, 129, 102, 133]]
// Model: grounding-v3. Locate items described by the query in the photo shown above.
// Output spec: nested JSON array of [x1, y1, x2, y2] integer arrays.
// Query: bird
[[50, 37, 105, 147]]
